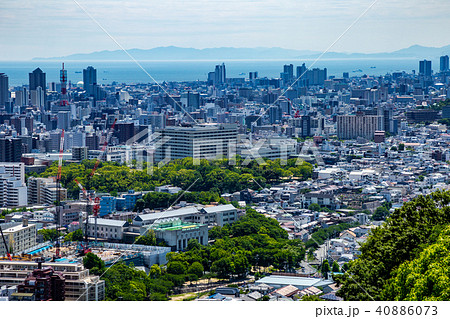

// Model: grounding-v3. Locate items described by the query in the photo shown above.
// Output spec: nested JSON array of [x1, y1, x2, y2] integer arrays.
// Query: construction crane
[[74, 179, 99, 254], [54, 129, 65, 261], [0, 226, 12, 261], [73, 119, 117, 255]]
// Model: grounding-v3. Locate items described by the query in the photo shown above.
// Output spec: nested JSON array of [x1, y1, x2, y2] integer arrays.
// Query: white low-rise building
[[0, 220, 36, 256], [148, 218, 208, 251], [84, 217, 129, 241]]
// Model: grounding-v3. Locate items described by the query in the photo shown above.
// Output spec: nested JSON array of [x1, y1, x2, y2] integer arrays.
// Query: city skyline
[[0, 0, 449, 60]]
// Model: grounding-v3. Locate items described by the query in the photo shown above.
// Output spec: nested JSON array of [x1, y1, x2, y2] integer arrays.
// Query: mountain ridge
[[33, 44, 450, 61]]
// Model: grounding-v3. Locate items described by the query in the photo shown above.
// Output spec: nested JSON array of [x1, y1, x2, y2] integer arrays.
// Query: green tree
[[83, 252, 105, 275], [332, 261, 340, 273], [337, 190, 450, 301], [321, 260, 330, 277], [211, 257, 234, 279], [135, 229, 157, 246], [187, 262, 204, 278], [134, 199, 146, 212], [187, 238, 201, 251], [38, 229, 60, 242], [383, 225, 450, 301], [167, 261, 187, 275], [372, 206, 389, 221], [150, 264, 162, 279], [64, 229, 84, 242], [308, 203, 321, 212]]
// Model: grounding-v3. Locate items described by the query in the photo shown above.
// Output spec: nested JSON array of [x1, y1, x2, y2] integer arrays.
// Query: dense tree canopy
[[165, 209, 305, 279], [38, 158, 313, 200], [383, 225, 450, 301], [336, 190, 450, 301]]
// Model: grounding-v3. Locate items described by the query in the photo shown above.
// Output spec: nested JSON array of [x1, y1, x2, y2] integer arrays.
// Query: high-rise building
[[249, 72, 258, 80], [10, 115, 33, 135], [72, 146, 88, 161], [57, 111, 70, 131], [115, 122, 135, 144], [301, 115, 311, 137], [29, 68, 46, 91], [214, 63, 226, 85], [83, 66, 97, 97], [27, 177, 67, 206], [14, 90, 25, 107], [154, 124, 238, 162], [0, 166, 27, 207], [0, 162, 25, 183], [0, 73, 10, 107], [440, 55, 449, 72], [336, 113, 382, 140], [304, 68, 327, 86], [0, 138, 22, 162], [30, 86, 45, 108], [29, 68, 46, 107], [419, 60, 432, 76], [269, 105, 282, 124], [180, 91, 200, 112], [86, 133, 99, 150], [281, 64, 294, 83]]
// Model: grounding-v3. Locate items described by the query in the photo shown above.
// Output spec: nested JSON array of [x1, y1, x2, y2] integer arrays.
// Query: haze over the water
[[0, 0, 449, 60]]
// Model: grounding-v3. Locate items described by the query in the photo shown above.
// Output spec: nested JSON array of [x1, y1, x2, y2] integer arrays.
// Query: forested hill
[[335, 190, 450, 301]]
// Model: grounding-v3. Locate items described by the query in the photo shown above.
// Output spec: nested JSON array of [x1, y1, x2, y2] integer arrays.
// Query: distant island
[[33, 44, 450, 61]]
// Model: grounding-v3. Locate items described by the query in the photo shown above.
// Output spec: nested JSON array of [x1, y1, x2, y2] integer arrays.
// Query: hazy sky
[[0, 0, 449, 60]]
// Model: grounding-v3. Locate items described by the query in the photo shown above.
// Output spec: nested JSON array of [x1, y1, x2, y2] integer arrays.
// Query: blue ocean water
[[0, 58, 438, 87]]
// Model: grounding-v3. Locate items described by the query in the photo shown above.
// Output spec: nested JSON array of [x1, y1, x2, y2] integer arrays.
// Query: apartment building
[[154, 124, 238, 162], [0, 162, 25, 183], [0, 220, 36, 256], [0, 260, 105, 301], [0, 166, 27, 207], [27, 177, 67, 206], [336, 113, 382, 140]]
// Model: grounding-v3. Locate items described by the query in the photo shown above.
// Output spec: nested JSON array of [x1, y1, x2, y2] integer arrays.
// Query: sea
[[0, 58, 440, 87]]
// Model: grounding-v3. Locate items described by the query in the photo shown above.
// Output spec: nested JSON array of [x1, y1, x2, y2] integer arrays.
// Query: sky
[[0, 0, 449, 60]]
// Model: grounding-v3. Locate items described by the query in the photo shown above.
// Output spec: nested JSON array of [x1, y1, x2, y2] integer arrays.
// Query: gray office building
[[440, 55, 449, 72], [154, 124, 238, 163], [419, 60, 432, 76], [0, 73, 10, 108], [83, 66, 97, 97]]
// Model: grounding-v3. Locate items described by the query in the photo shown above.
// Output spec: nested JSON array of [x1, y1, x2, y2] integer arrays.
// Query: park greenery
[[82, 208, 306, 300], [335, 190, 450, 301], [37, 229, 61, 242], [37, 157, 313, 201]]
